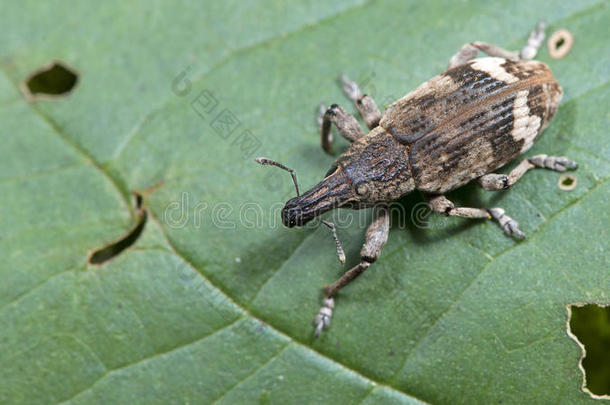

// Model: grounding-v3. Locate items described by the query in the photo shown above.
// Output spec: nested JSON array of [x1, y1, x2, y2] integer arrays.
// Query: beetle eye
[[356, 183, 369, 196], [325, 165, 338, 177]]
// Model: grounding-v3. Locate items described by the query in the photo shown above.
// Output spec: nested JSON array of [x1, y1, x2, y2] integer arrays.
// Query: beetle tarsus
[[339, 74, 362, 101], [488, 208, 525, 239], [339, 74, 381, 129], [529, 154, 578, 172], [312, 206, 390, 335], [318, 75, 381, 154], [425, 195, 525, 238], [314, 297, 334, 338], [520, 21, 546, 60]]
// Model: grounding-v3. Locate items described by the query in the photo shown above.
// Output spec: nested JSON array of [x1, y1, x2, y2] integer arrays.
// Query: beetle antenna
[[255, 157, 300, 196], [322, 220, 346, 264]]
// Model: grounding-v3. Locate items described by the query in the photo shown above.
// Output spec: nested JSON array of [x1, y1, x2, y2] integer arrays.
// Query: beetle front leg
[[447, 21, 546, 69], [478, 154, 578, 190], [318, 104, 364, 154], [425, 194, 525, 239], [318, 75, 382, 154], [339, 75, 382, 130], [314, 204, 389, 337]]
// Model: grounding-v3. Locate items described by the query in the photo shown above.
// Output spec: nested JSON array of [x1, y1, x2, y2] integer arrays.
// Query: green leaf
[[1, 0, 608, 404]]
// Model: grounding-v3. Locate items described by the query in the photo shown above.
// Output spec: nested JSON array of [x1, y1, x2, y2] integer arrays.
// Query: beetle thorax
[[281, 127, 414, 227], [336, 126, 415, 204]]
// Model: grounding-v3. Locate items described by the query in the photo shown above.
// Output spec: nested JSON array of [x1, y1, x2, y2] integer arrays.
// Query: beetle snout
[[281, 199, 306, 227], [280, 167, 355, 228]]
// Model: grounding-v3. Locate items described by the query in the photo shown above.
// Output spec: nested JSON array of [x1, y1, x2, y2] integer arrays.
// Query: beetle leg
[[318, 103, 364, 154], [447, 21, 546, 69], [448, 43, 519, 69], [488, 208, 525, 239], [313, 205, 389, 337], [477, 154, 578, 191], [425, 194, 525, 239], [339, 75, 382, 130], [528, 154, 579, 171], [520, 21, 546, 60]]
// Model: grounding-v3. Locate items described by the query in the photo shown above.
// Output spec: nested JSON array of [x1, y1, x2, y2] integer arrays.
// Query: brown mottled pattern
[[380, 60, 510, 144], [410, 96, 520, 193], [336, 127, 415, 202], [539, 81, 563, 132], [379, 57, 562, 194], [380, 75, 460, 144], [501, 59, 550, 80]]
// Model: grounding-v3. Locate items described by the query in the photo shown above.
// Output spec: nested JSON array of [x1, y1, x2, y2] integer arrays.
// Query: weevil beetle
[[256, 22, 577, 337]]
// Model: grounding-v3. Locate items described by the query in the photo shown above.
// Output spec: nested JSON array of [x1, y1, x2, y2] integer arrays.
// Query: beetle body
[[282, 57, 562, 227], [257, 23, 578, 337]]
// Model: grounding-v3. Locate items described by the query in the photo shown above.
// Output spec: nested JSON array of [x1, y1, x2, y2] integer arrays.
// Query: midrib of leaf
[[58, 317, 246, 404], [145, 211, 426, 402], [207, 343, 292, 405]]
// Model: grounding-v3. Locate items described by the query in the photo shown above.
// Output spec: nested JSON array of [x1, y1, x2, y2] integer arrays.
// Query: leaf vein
[[208, 343, 292, 405]]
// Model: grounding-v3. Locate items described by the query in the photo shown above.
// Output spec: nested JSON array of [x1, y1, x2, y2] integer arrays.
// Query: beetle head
[[281, 165, 356, 227], [282, 128, 415, 227]]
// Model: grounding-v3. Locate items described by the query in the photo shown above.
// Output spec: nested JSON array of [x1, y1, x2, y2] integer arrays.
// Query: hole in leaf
[[88, 193, 147, 265], [567, 303, 610, 398], [548, 29, 574, 59], [558, 174, 577, 190], [555, 37, 565, 48], [22, 61, 78, 99]]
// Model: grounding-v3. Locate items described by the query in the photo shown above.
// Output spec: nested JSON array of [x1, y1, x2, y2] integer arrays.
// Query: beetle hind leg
[[425, 194, 525, 239], [478, 154, 578, 191], [447, 21, 546, 69]]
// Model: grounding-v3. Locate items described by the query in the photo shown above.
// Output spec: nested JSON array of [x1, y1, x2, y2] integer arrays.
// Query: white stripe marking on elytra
[[471, 57, 519, 84], [512, 89, 541, 153]]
